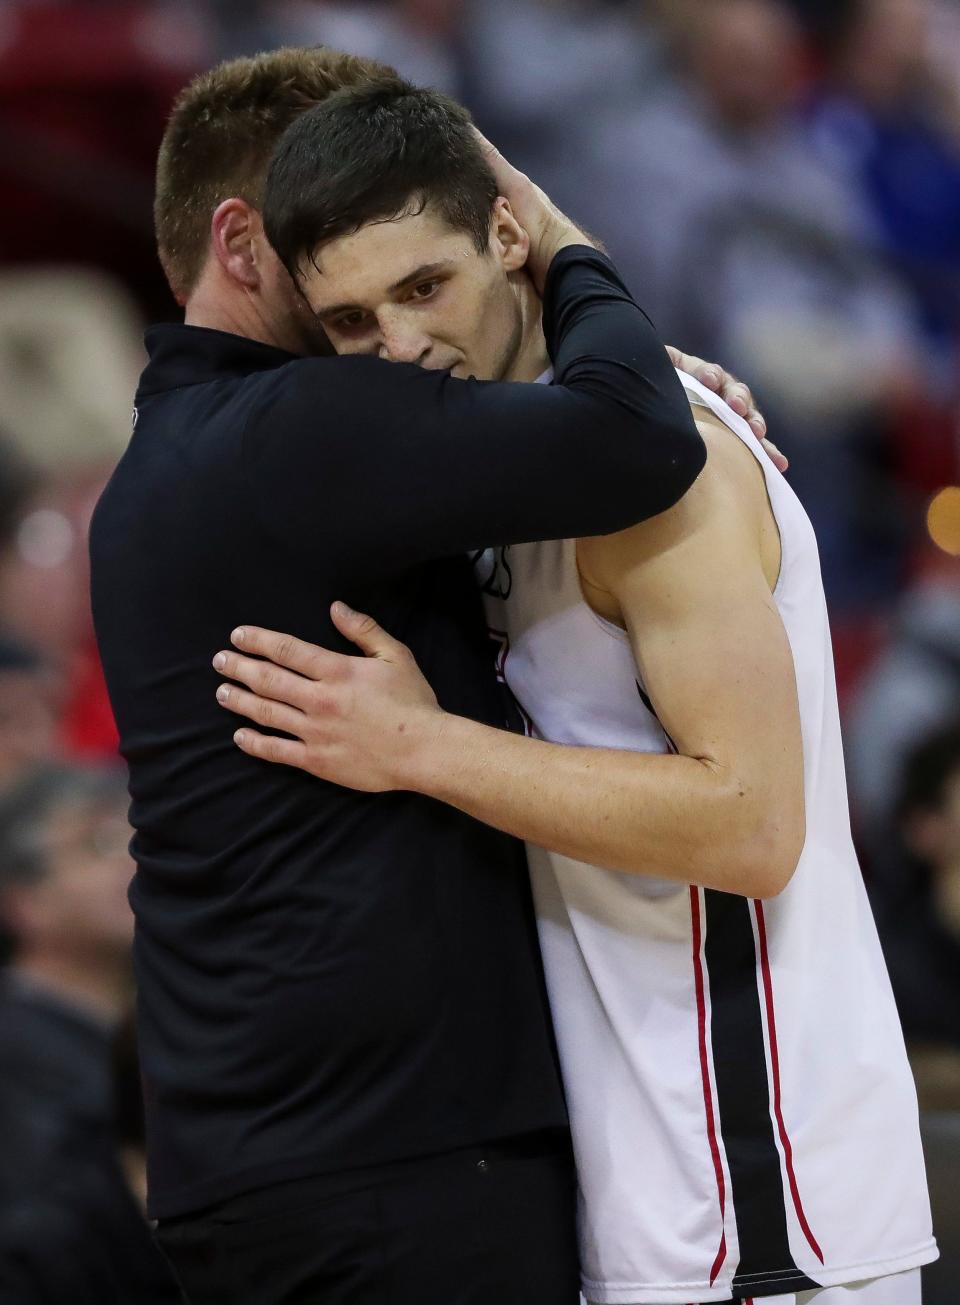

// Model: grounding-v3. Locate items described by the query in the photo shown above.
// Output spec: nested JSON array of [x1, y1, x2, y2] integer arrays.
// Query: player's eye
[[332, 311, 369, 331], [411, 280, 440, 301]]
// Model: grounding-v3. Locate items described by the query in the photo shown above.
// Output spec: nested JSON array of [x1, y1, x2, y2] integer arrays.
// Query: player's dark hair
[[263, 76, 498, 278]]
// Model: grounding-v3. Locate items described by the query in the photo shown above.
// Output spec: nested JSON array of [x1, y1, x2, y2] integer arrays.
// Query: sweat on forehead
[[263, 75, 498, 279]]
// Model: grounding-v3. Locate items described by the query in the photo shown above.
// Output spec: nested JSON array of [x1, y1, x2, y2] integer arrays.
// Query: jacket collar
[[137, 324, 299, 399]]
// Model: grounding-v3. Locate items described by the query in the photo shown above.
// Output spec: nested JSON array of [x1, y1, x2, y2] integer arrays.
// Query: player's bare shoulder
[[577, 406, 781, 619]]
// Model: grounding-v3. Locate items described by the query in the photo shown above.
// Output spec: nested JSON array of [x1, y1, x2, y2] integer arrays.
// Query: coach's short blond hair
[[154, 46, 393, 302]]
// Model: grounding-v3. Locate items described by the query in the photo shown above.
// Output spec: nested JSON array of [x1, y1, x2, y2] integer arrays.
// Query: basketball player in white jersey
[[212, 99, 936, 1305]]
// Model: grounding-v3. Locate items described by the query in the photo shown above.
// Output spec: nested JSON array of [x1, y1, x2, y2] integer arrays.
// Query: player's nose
[[379, 321, 433, 367]]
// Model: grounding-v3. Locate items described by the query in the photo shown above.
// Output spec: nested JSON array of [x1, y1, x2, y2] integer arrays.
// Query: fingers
[[669, 346, 772, 445], [229, 626, 336, 679], [216, 682, 306, 738], [666, 347, 723, 393], [720, 383, 769, 441], [471, 126, 504, 168], [742, 397, 767, 438], [232, 727, 308, 770], [470, 126, 525, 192], [761, 438, 789, 473], [690, 362, 723, 393], [213, 649, 315, 710], [330, 602, 411, 662], [722, 381, 751, 417]]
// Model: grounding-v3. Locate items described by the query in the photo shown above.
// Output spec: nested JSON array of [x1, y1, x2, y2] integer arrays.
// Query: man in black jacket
[[90, 47, 758, 1305]]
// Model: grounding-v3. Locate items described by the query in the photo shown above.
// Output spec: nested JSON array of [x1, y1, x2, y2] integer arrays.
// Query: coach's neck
[[183, 199, 315, 356], [185, 269, 305, 355]]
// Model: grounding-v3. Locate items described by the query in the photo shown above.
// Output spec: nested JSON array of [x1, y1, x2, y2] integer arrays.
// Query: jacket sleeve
[[243, 245, 705, 580]]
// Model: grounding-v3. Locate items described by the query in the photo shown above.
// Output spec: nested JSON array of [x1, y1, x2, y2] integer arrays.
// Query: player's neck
[[505, 278, 550, 384]]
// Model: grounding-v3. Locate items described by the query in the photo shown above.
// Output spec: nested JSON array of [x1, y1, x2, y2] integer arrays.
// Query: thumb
[[330, 602, 406, 660], [471, 125, 503, 167]]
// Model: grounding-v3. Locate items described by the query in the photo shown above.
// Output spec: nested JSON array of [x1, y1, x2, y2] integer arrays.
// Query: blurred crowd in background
[[0, 0, 958, 1300]]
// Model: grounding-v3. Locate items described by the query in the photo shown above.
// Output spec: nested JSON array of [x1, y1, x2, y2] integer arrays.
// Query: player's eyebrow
[[388, 260, 455, 294], [314, 261, 456, 321]]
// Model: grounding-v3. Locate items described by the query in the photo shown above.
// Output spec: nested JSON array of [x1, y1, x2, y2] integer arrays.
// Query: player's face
[[295, 200, 529, 380]]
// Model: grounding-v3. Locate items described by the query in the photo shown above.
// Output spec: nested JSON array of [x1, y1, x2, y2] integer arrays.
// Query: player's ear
[[210, 198, 261, 291], [490, 197, 530, 273]]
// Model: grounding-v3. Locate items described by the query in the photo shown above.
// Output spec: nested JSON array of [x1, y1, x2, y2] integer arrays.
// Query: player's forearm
[[407, 714, 795, 898]]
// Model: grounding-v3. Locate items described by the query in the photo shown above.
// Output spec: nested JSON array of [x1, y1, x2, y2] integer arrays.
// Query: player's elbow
[[746, 809, 808, 892], [713, 784, 805, 899], [743, 835, 803, 899]]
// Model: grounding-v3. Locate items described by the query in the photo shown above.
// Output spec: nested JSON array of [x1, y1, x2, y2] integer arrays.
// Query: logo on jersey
[[487, 625, 533, 737], [472, 545, 513, 600], [131, 407, 139, 431]]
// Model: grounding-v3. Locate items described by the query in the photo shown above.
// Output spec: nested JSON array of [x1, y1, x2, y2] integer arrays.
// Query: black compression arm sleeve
[[244, 246, 704, 580]]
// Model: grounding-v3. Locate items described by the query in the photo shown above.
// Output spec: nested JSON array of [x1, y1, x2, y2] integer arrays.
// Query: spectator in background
[[782, 0, 862, 53], [577, 0, 868, 334], [574, 0, 922, 610], [215, 0, 466, 94], [0, 268, 144, 476], [876, 722, 960, 1110], [847, 551, 960, 866], [0, 265, 129, 764], [0, 0, 209, 323], [809, 0, 960, 397], [0, 631, 56, 971], [462, 0, 663, 194], [0, 434, 120, 764], [0, 767, 178, 1303], [0, 636, 58, 798]]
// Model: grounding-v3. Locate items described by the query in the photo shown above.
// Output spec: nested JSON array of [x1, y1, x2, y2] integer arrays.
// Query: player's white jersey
[[478, 371, 935, 1304]]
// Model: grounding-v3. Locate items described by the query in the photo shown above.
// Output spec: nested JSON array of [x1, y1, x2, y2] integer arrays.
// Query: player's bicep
[[616, 501, 804, 826]]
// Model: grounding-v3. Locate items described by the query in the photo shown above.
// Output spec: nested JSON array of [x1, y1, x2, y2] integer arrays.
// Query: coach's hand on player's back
[[473, 129, 593, 293], [664, 346, 787, 472], [213, 606, 444, 793]]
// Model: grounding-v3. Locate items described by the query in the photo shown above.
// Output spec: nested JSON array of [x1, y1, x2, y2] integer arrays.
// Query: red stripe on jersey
[[754, 900, 825, 1265], [690, 886, 728, 1285]]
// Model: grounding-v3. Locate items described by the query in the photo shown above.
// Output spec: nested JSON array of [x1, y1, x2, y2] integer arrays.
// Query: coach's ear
[[491, 197, 530, 273], [210, 198, 261, 291]]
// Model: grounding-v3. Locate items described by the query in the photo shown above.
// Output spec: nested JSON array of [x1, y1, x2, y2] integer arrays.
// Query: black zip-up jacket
[[90, 247, 704, 1219]]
